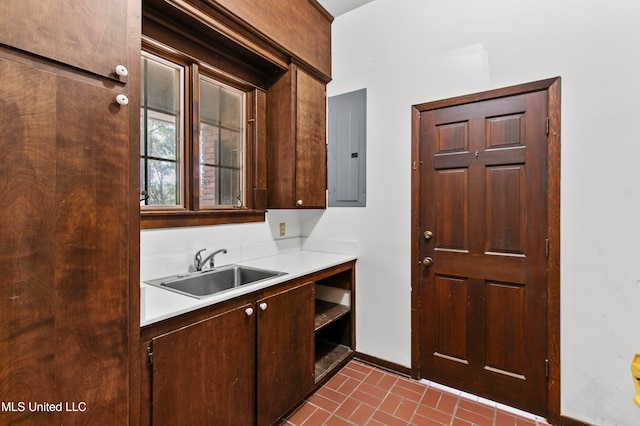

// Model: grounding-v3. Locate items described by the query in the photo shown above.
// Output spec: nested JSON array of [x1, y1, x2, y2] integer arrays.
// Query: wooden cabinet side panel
[[0, 57, 131, 424], [205, 0, 331, 78], [0, 0, 131, 80], [152, 304, 256, 426], [296, 69, 327, 208], [257, 282, 315, 425], [266, 69, 296, 208]]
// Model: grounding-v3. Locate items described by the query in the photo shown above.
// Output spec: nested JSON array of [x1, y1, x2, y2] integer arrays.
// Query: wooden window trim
[[140, 30, 268, 229]]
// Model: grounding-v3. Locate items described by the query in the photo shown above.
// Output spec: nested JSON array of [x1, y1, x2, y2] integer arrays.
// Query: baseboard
[[560, 415, 592, 426], [354, 351, 412, 377]]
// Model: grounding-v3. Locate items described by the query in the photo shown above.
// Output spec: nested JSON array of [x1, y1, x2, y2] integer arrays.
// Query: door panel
[[485, 281, 526, 377], [417, 90, 548, 416], [295, 69, 327, 208], [152, 304, 256, 426], [257, 282, 314, 425], [434, 276, 469, 363], [0, 55, 132, 424]]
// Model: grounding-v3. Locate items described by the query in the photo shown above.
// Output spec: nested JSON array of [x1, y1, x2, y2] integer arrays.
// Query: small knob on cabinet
[[115, 65, 129, 77], [245, 307, 254, 316], [259, 302, 268, 311], [115, 94, 129, 106], [296, 199, 303, 206]]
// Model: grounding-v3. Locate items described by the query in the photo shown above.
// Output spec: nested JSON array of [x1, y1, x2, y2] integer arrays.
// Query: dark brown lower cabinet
[[257, 283, 315, 425], [142, 280, 315, 426], [140, 262, 356, 425], [151, 303, 257, 426]]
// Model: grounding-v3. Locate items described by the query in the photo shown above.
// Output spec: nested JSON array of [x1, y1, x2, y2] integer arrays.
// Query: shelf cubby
[[313, 264, 355, 384]]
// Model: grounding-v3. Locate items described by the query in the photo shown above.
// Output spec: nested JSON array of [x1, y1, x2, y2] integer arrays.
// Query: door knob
[[422, 257, 434, 267], [259, 302, 267, 311], [245, 307, 254, 316], [423, 230, 433, 240], [296, 199, 303, 206]]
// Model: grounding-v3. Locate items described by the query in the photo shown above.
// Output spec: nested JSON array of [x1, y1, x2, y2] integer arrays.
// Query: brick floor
[[281, 360, 551, 426]]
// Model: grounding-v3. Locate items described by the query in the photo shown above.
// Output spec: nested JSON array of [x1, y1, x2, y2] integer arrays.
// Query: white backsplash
[[140, 209, 358, 282]]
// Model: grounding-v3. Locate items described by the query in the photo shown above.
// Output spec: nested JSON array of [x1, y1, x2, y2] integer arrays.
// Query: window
[[140, 45, 265, 229], [198, 76, 245, 208], [140, 53, 184, 207]]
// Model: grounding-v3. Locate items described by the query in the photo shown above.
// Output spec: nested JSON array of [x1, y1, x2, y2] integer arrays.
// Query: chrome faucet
[[194, 248, 227, 271]]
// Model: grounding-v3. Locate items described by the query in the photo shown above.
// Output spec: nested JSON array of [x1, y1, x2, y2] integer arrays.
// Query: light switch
[[279, 223, 285, 237]]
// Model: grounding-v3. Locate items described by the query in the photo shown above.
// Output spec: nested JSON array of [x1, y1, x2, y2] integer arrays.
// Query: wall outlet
[[279, 223, 285, 237]]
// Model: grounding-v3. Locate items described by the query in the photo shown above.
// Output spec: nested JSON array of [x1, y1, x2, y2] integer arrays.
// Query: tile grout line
[[323, 362, 386, 426]]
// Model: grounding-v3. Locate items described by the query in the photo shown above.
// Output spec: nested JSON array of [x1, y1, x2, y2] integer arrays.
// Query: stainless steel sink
[[144, 264, 287, 299]]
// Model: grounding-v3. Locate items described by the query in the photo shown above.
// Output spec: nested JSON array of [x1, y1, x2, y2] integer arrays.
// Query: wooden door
[[415, 88, 549, 416], [151, 304, 256, 426], [257, 282, 315, 425]]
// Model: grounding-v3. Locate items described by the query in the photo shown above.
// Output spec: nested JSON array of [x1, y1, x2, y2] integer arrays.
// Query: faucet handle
[[194, 248, 207, 270]]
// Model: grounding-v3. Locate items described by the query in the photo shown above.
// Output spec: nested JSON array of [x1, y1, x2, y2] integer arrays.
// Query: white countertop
[[140, 250, 356, 327]]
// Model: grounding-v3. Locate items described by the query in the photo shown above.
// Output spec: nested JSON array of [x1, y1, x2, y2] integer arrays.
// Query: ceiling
[[317, 0, 375, 17]]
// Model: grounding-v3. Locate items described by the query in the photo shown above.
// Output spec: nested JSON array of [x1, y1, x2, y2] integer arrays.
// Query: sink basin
[[144, 265, 287, 299]]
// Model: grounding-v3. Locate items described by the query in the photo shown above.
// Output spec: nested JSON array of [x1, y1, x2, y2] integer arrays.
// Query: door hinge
[[545, 118, 550, 136], [545, 358, 549, 378], [147, 344, 153, 367], [545, 238, 549, 258]]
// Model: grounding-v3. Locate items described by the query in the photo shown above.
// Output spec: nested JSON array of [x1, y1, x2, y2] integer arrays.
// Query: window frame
[[140, 38, 266, 229], [140, 51, 186, 210]]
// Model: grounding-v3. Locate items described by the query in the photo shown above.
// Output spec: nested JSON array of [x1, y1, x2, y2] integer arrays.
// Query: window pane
[[142, 57, 178, 114], [200, 83, 220, 126], [200, 123, 219, 166], [147, 159, 178, 205], [220, 128, 242, 168], [141, 53, 183, 206], [148, 116, 177, 160], [199, 75, 244, 208], [200, 165, 241, 207], [220, 87, 242, 130]]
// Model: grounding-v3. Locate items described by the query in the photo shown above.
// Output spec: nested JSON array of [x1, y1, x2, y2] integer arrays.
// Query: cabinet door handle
[[115, 94, 129, 106], [245, 307, 254, 316], [115, 65, 129, 77], [296, 199, 303, 206], [259, 302, 267, 311]]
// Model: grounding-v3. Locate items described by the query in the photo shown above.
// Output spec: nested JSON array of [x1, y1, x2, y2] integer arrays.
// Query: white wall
[[311, 0, 640, 424]]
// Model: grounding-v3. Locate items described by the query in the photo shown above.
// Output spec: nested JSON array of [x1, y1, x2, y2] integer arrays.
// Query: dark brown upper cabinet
[[0, 0, 135, 82], [267, 64, 328, 209], [202, 0, 333, 80]]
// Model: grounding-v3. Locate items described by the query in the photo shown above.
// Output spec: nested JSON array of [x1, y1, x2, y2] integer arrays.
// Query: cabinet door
[[295, 69, 327, 208], [0, 0, 133, 81], [0, 56, 133, 425], [267, 66, 327, 209], [151, 304, 256, 426], [257, 282, 315, 425]]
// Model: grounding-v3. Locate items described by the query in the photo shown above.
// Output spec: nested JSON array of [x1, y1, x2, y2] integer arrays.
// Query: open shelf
[[315, 300, 350, 332], [312, 263, 355, 385], [314, 339, 353, 383]]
